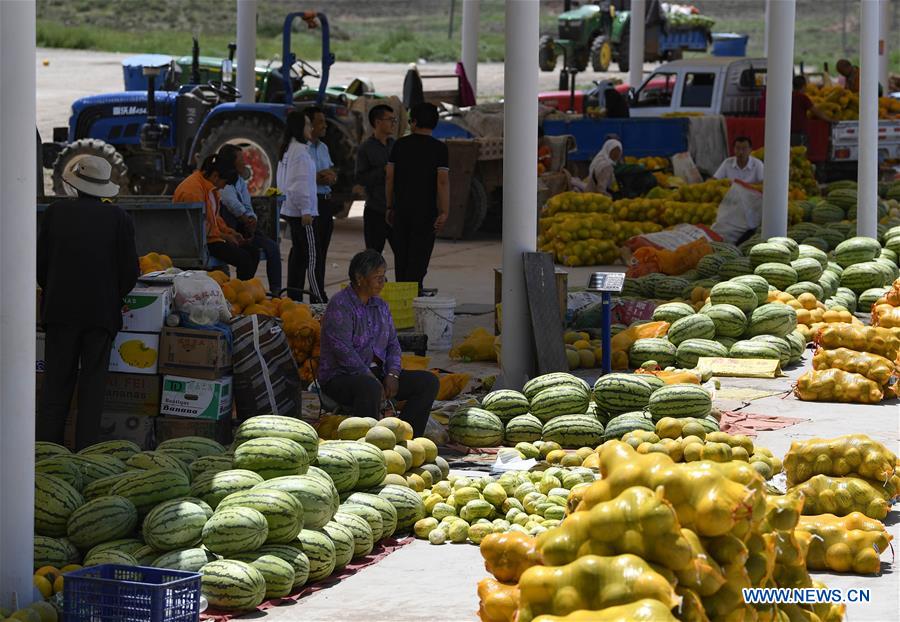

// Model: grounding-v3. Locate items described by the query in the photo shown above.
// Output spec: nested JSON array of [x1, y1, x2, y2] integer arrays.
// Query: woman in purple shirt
[[318, 250, 439, 436]]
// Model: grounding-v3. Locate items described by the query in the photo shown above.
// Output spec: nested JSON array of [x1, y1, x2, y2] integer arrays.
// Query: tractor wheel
[[195, 116, 281, 196], [51, 139, 129, 197], [463, 178, 488, 239], [323, 119, 358, 201], [591, 36, 613, 72], [539, 36, 558, 72], [617, 35, 630, 73]]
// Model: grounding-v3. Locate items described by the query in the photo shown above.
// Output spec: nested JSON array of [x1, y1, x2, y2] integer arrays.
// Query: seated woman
[[318, 250, 439, 436], [585, 138, 622, 196]]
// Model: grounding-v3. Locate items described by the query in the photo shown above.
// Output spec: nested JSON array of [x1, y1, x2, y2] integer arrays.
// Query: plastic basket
[[64, 564, 201, 622], [381, 282, 419, 329]]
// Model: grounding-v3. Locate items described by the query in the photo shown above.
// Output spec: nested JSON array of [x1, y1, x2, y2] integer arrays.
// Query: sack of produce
[[872, 303, 900, 328], [794, 368, 884, 404], [789, 474, 893, 519], [815, 324, 900, 360], [795, 513, 892, 574], [232, 314, 301, 420], [783, 434, 898, 487], [811, 347, 898, 385]]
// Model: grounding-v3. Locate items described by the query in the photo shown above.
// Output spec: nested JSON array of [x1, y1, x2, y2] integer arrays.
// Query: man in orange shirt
[[173, 154, 259, 279]]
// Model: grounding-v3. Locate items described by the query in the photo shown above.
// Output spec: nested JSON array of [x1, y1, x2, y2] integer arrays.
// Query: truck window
[[634, 72, 676, 108], [681, 72, 716, 108]]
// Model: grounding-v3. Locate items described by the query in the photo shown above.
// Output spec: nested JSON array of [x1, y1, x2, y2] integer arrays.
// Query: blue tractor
[[44, 12, 366, 201]]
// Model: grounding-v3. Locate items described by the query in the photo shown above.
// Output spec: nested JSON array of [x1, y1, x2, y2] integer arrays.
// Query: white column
[[761, 0, 795, 239], [0, 0, 37, 610], [763, 0, 771, 57], [501, 0, 538, 388], [858, 0, 880, 239], [629, 0, 646, 88], [236, 0, 258, 104], [461, 0, 480, 98], [877, 0, 890, 91]]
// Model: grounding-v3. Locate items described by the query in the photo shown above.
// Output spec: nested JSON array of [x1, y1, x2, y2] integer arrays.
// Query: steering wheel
[[207, 80, 241, 100], [290, 58, 320, 80]]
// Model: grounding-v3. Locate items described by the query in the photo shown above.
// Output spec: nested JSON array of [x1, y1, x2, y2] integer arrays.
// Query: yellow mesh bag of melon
[[762, 491, 805, 532], [515, 554, 679, 622], [872, 303, 900, 328], [745, 531, 777, 587], [783, 434, 897, 487], [815, 323, 900, 358], [535, 486, 693, 571], [531, 599, 679, 622], [794, 368, 884, 404], [676, 528, 727, 597], [673, 587, 708, 622], [795, 513, 893, 574], [812, 347, 898, 385], [789, 474, 892, 519]]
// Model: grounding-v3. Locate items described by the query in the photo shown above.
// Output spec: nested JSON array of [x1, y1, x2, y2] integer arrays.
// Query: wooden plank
[[523, 252, 569, 375]]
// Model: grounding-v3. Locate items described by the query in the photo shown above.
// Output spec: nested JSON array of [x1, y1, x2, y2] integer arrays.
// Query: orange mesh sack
[[627, 237, 712, 277], [794, 369, 884, 404], [811, 347, 897, 385]]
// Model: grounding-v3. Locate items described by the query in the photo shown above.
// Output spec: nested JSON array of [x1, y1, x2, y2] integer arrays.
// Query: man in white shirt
[[713, 136, 764, 184]]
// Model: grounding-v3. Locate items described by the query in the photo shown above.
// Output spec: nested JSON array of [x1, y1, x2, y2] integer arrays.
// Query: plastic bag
[[795, 514, 892, 574], [172, 271, 231, 326], [401, 354, 431, 370], [812, 347, 897, 385], [794, 368, 884, 404], [610, 321, 670, 353], [783, 433, 897, 486], [450, 328, 498, 362], [711, 181, 763, 244], [815, 324, 900, 360], [789, 474, 892, 519], [872, 303, 900, 328], [435, 371, 470, 401], [627, 237, 713, 277], [635, 368, 702, 384]]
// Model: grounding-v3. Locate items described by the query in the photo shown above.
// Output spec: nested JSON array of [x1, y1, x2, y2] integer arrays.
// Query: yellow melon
[[364, 426, 397, 450], [337, 417, 372, 440], [382, 450, 406, 475], [404, 439, 426, 468], [415, 437, 438, 463]]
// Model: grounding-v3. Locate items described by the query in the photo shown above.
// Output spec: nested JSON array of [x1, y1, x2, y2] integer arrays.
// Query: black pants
[[363, 207, 394, 254], [392, 217, 436, 289], [323, 370, 439, 437], [208, 240, 259, 280], [286, 216, 326, 303], [37, 324, 113, 450]]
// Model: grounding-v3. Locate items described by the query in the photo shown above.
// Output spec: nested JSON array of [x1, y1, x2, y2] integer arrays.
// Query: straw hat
[[62, 156, 119, 198]]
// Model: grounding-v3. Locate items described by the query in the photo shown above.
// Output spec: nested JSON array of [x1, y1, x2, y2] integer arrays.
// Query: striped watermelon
[[82, 472, 139, 501], [68, 454, 129, 486], [798, 244, 829, 269], [202, 507, 269, 556], [785, 332, 807, 361], [710, 241, 742, 257], [66, 495, 138, 551], [768, 237, 800, 260], [313, 445, 359, 493], [709, 282, 758, 315], [729, 275, 770, 306], [785, 282, 824, 300], [747, 304, 797, 338], [819, 271, 840, 298], [259, 475, 336, 530], [257, 543, 310, 589], [730, 340, 781, 361], [701, 304, 747, 338], [190, 469, 265, 509], [803, 237, 830, 252], [172, 496, 215, 519], [321, 521, 355, 570], [696, 253, 729, 278], [376, 485, 426, 532], [333, 512, 375, 558], [234, 415, 319, 461], [201, 559, 266, 612], [305, 465, 341, 506], [875, 258, 899, 283], [859, 287, 891, 313], [628, 338, 676, 369], [190, 454, 234, 480], [126, 450, 189, 473], [653, 277, 691, 300], [716, 336, 738, 350], [834, 237, 880, 267], [338, 503, 384, 543], [152, 547, 218, 572], [157, 436, 226, 459], [503, 414, 543, 444], [36, 456, 84, 491], [635, 374, 666, 392], [35, 441, 71, 463], [83, 549, 138, 567], [229, 552, 295, 599], [602, 411, 656, 441], [322, 441, 387, 489], [522, 373, 589, 401], [750, 335, 792, 366], [541, 414, 604, 449], [34, 536, 77, 570], [344, 492, 399, 538], [593, 373, 654, 414], [791, 257, 824, 282], [233, 437, 309, 479], [719, 257, 753, 279], [78, 440, 142, 462], [449, 407, 505, 445], [480, 390, 530, 421], [110, 468, 191, 514], [811, 202, 845, 224], [667, 314, 716, 346], [218, 488, 303, 543], [651, 302, 695, 323], [142, 499, 208, 552], [35, 474, 84, 537], [85, 538, 145, 560], [296, 528, 337, 581], [880, 248, 898, 263], [133, 544, 160, 566], [749, 242, 792, 268], [676, 339, 729, 368], [754, 263, 798, 290], [647, 384, 712, 420]]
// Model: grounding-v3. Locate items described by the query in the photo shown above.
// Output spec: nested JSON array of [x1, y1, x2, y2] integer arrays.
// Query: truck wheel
[[591, 36, 612, 72], [539, 36, 558, 72], [195, 116, 280, 196], [51, 139, 129, 197], [463, 178, 488, 239]]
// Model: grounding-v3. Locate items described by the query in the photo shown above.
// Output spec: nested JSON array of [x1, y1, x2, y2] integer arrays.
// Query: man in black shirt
[[385, 102, 449, 292], [355, 104, 397, 253]]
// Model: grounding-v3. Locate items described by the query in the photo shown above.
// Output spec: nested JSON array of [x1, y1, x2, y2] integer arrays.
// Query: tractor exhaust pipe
[[192, 37, 201, 84], [140, 66, 167, 151]]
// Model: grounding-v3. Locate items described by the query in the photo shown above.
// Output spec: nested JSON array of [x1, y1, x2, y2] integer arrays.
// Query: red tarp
[[724, 117, 830, 163]]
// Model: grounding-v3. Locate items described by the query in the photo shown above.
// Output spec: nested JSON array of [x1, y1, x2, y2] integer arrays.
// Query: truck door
[[678, 71, 717, 114], [629, 71, 678, 117]]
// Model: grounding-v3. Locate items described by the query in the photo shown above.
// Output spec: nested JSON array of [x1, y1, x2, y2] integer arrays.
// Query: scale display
[[587, 272, 625, 293]]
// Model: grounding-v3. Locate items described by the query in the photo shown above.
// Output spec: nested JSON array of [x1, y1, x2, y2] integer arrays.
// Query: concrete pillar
[[0, 0, 37, 610], [857, 0, 880, 239], [236, 0, 258, 104], [461, 0, 480, 98], [763, 0, 771, 57], [501, 0, 538, 387], [761, 0, 795, 239], [629, 0, 646, 88], [878, 0, 890, 91]]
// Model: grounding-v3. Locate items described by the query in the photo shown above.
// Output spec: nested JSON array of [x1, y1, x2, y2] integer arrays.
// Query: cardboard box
[[155, 415, 233, 446], [109, 331, 160, 375], [160, 375, 233, 420], [36, 331, 46, 373], [104, 373, 162, 417], [97, 411, 155, 449], [121, 286, 173, 332], [158, 327, 232, 380]]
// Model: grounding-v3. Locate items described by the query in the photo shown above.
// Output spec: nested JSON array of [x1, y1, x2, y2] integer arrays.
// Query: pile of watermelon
[[33, 414, 446, 613]]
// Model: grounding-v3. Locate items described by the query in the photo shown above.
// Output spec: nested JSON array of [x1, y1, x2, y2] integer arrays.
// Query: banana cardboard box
[[108, 332, 160, 375]]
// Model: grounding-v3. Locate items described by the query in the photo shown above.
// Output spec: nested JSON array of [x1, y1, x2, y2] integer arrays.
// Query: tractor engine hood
[[68, 91, 177, 142]]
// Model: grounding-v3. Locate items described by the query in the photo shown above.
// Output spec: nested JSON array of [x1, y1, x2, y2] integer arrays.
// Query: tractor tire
[[323, 119, 358, 202], [463, 178, 488, 239], [590, 36, 613, 73], [51, 139, 129, 197], [195, 116, 281, 196], [617, 35, 630, 73], [539, 35, 558, 72]]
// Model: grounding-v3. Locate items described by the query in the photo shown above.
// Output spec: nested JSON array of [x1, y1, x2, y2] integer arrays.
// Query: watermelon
[[152, 547, 218, 572], [651, 302, 695, 323], [529, 385, 590, 422], [602, 411, 656, 441], [840, 262, 886, 294], [730, 340, 781, 361], [172, 496, 215, 519], [296, 528, 337, 581], [110, 468, 191, 514], [628, 338, 677, 369], [675, 339, 729, 368], [791, 257, 824, 282], [719, 257, 753, 279], [504, 414, 543, 444], [768, 237, 800, 260], [344, 492, 399, 538], [376, 485, 426, 532], [858, 287, 891, 313], [157, 436, 226, 459], [77, 440, 142, 462], [798, 244, 829, 269], [81, 472, 138, 501], [750, 335, 792, 366], [710, 281, 758, 315], [880, 248, 898, 263], [874, 258, 899, 283], [701, 304, 747, 338], [710, 241, 742, 257], [834, 237, 881, 268], [716, 336, 738, 350], [803, 237, 830, 252], [34, 536, 78, 570], [522, 373, 589, 401], [592, 373, 654, 414], [190, 469, 265, 510], [229, 552, 296, 599], [667, 314, 716, 346], [84, 538, 145, 560], [126, 451, 190, 479], [67, 454, 129, 485], [257, 543, 310, 589], [333, 511, 375, 558], [323, 441, 387, 489], [202, 507, 269, 556], [200, 559, 266, 612], [259, 474, 336, 530], [696, 253, 729, 278], [313, 446, 359, 493], [747, 304, 797, 338], [785, 282, 825, 300], [321, 521, 355, 570], [654, 277, 691, 300], [66, 495, 138, 551], [647, 384, 712, 420], [218, 488, 304, 543], [83, 549, 138, 567], [811, 202, 845, 224], [729, 275, 770, 306], [480, 390, 530, 421], [132, 544, 160, 566], [35, 441, 71, 463], [190, 455, 235, 480], [234, 415, 319, 461], [448, 407, 505, 446], [819, 271, 840, 298], [338, 503, 384, 543], [541, 414, 604, 448], [142, 499, 208, 552], [754, 263, 798, 290], [35, 474, 84, 537], [749, 242, 792, 267], [233, 437, 309, 480]]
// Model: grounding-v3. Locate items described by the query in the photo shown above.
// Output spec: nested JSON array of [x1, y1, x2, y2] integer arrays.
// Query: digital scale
[[586, 271, 625, 374]]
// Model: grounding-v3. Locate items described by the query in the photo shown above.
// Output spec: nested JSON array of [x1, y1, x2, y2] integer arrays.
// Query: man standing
[[713, 136, 764, 184], [356, 104, 397, 253], [305, 106, 338, 302], [37, 156, 139, 450], [385, 102, 449, 292]]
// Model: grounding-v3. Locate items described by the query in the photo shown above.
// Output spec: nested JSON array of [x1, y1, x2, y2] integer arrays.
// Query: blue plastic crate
[[64, 564, 200, 622]]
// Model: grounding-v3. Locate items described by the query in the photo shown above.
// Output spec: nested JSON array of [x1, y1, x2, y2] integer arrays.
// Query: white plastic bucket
[[412, 296, 456, 351]]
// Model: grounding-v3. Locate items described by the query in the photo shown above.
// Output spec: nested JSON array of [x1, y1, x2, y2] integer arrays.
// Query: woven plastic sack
[[783, 434, 897, 487], [231, 314, 300, 420], [811, 347, 897, 385], [789, 474, 893, 519], [450, 328, 497, 362], [794, 368, 884, 404]]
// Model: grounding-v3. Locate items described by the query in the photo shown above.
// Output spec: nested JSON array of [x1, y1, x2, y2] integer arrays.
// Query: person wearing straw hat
[[37, 155, 140, 450]]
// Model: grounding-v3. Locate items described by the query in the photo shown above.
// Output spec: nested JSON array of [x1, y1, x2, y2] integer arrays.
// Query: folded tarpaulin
[[718, 410, 808, 438]]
